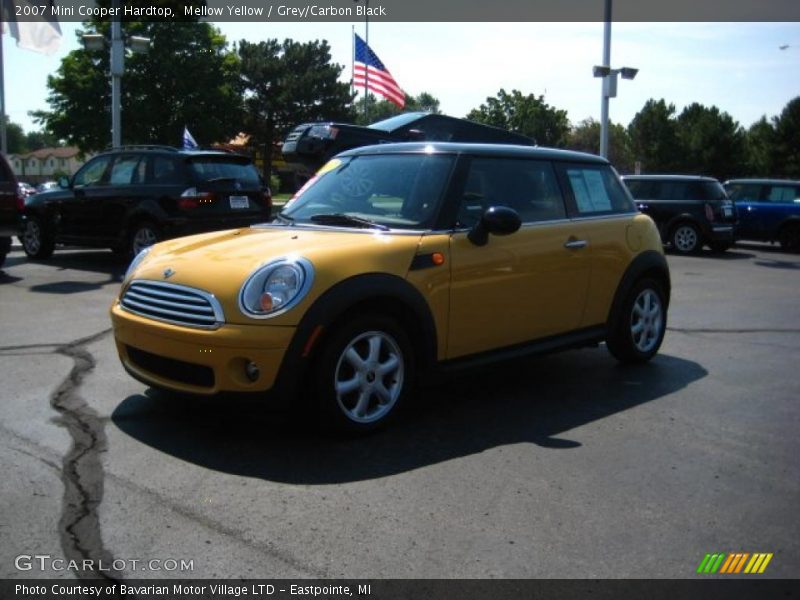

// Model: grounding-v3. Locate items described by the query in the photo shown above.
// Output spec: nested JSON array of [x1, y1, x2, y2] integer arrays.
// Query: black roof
[[622, 174, 721, 183], [98, 145, 244, 159], [724, 178, 800, 186], [339, 142, 608, 164]]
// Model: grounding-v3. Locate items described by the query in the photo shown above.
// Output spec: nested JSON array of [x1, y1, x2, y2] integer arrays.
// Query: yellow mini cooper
[[111, 143, 670, 431]]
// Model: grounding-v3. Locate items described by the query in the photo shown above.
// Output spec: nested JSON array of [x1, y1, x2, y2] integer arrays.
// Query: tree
[[628, 99, 682, 173], [744, 116, 776, 177], [238, 38, 354, 178], [2, 118, 27, 154], [466, 89, 570, 147], [353, 91, 442, 125], [772, 96, 800, 178], [35, 17, 242, 151], [675, 103, 746, 180], [567, 118, 634, 173], [25, 130, 60, 151]]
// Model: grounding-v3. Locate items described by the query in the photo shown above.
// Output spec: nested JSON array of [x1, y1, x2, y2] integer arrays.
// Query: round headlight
[[239, 258, 314, 318], [125, 247, 151, 280]]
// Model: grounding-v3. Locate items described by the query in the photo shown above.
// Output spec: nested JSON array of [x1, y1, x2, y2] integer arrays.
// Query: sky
[[3, 21, 800, 139]]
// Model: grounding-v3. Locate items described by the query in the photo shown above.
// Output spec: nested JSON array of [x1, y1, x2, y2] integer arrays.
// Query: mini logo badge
[[234, 181, 242, 191], [163, 268, 175, 279]]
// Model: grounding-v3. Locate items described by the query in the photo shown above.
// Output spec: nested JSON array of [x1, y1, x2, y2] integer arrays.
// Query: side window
[[149, 156, 183, 185], [456, 158, 566, 227], [73, 155, 113, 187], [726, 183, 761, 202], [563, 164, 635, 216], [108, 155, 144, 185], [766, 186, 798, 203]]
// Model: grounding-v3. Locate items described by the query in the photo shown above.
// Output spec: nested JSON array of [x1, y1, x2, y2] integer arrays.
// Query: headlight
[[239, 257, 314, 318], [125, 247, 151, 280]]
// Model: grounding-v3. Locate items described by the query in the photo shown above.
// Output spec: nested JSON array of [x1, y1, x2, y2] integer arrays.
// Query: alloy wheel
[[630, 288, 664, 353]]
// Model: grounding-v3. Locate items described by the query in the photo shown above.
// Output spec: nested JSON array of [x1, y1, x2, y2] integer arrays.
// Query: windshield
[[368, 112, 426, 132], [281, 154, 455, 230]]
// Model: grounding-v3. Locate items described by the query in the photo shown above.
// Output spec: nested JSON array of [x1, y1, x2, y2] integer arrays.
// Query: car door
[[555, 162, 643, 328], [726, 182, 764, 239], [81, 153, 147, 242], [64, 155, 114, 239], [446, 157, 591, 359]]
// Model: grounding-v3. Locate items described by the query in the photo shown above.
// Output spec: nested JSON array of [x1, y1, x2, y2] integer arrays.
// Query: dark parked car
[[622, 175, 736, 254], [282, 112, 535, 180], [723, 178, 800, 251], [20, 146, 272, 260], [0, 153, 22, 268]]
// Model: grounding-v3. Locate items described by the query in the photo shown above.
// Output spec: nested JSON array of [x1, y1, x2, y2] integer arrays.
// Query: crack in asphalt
[[47, 328, 123, 582]]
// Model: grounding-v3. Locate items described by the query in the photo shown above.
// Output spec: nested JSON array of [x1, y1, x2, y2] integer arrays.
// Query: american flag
[[353, 33, 405, 109]]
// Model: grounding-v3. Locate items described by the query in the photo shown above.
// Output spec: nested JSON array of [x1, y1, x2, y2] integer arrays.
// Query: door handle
[[564, 239, 588, 250]]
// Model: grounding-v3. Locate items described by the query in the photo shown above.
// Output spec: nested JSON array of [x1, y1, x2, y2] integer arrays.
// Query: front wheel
[[128, 221, 161, 258], [21, 216, 55, 259], [607, 278, 667, 364], [670, 222, 701, 254], [314, 315, 414, 433]]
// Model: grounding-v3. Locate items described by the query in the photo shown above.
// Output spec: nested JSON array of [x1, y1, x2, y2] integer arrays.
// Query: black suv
[[282, 112, 534, 180], [622, 175, 736, 254], [0, 153, 22, 268], [20, 146, 272, 259]]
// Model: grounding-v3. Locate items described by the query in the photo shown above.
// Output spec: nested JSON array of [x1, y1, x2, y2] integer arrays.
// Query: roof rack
[[105, 144, 179, 152]]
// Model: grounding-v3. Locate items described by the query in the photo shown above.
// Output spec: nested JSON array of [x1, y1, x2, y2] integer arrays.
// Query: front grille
[[121, 280, 224, 329], [126, 345, 215, 388]]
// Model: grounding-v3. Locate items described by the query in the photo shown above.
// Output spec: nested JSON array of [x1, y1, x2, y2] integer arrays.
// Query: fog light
[[245, 361, 260, 382]]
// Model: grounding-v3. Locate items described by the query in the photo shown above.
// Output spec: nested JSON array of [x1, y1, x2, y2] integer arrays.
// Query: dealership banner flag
[[1, 0, 62, 54], [183, 127, 198, 150], [353, 33, 405, 108]]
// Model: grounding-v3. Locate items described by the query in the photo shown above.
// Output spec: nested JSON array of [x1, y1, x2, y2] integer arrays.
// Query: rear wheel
[[128, 221, 161, 258], [607, 278, 667, 364], [670, 222, 701, 254], [313, 314, 414, 433], [21, 216, 55, 259], [778, 223, 800, 252]]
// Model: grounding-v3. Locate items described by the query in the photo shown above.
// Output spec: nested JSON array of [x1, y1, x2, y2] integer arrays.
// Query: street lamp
[[593, 0, 637, 159], [82, 0, 150, 148]]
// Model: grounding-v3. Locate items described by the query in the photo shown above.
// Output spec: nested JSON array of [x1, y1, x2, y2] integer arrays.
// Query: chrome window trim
[[121, 280, 225, 330]]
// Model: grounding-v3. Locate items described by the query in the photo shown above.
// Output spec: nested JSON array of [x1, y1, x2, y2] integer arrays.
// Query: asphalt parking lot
[[0, 241, 798, 580]]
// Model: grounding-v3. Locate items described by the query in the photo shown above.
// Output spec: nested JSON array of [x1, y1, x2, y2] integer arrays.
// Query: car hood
[[125, 224, 424, 326]]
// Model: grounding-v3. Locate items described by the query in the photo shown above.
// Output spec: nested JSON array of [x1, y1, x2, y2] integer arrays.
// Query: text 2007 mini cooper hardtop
[[111, 143, 670, 431]]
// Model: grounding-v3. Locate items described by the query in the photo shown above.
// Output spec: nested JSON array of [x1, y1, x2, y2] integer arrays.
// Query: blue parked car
[[724, 179, 800, 252]]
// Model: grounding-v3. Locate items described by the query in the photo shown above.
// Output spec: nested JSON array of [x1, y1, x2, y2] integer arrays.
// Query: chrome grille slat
[[121, 280, 224, 330], [124, 290, 215, 314]]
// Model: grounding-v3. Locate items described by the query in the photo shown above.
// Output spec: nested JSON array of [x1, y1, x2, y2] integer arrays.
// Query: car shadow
[[17, 249, 127, 293], [111, 349, 707, 485]]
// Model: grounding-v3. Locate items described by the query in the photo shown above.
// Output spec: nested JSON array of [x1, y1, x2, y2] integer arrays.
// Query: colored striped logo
[[696, 553, 773, 574]]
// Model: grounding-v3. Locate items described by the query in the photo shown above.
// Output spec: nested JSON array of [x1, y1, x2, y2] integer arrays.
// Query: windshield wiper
[[204, 177, 238, 184], [309, 213, 390, 231], [275, 212, 295, 225]]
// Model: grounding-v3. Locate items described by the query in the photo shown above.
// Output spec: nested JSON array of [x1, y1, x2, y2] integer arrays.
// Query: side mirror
[[58, 176, 71, 189], [468, 206, 522, 246]]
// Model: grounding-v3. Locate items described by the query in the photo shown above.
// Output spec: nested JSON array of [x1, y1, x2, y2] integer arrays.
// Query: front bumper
[[111, 301, 294, 395]]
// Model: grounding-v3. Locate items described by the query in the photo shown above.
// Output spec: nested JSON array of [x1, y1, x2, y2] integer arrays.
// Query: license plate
[[229, 195, 249, 209]]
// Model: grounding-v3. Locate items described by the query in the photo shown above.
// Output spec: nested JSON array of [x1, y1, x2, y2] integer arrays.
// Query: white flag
[[3, 1, 62, 55], [183, 127, 198, 150]]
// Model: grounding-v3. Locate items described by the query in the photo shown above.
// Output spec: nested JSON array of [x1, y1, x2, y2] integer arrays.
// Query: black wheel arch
[[273, 273, 439, 400], [607, 250, 671, 331]]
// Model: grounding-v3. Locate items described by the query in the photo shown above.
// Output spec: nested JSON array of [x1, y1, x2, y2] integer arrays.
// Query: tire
[[708, 241, 732, 253], [778, 223, 800, 253], [21, 215, 55, 259], [128, 221, 161, 258], [313, 314, 415, 433], [0, 236, 11, 268], [606, 277, 667, 364], [670, 222, 701, 254]]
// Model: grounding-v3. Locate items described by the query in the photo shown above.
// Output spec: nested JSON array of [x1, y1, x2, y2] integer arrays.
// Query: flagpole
[[350, 25, 354, 99], [364, 0, 369, 121], [0, 32, 7, 154]]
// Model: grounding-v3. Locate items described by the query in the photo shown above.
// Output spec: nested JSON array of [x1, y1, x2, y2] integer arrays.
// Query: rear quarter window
[[563, 164, 634, 216]]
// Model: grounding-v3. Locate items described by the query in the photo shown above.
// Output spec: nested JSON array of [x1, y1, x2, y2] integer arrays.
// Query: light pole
[[354, 0, 370, 120], [593, 0, 637, 158], [82, 0, 150, 148]]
